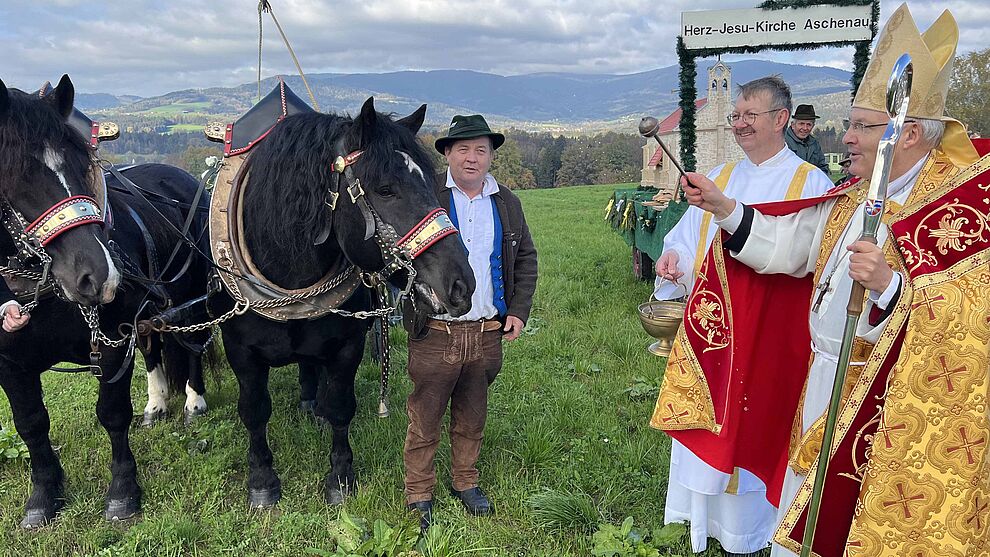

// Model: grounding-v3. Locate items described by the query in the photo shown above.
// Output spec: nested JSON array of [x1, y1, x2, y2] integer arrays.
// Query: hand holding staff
[[800, 52, 914, 557]]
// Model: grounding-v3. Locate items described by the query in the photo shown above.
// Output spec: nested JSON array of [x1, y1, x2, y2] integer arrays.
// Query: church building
[[641, 61, 743, 196]]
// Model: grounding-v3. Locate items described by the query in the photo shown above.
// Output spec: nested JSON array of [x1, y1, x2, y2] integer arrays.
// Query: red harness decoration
[[397, 208, 458, 259], [331, 149, 458, 259], [25, 195, 104, 246]]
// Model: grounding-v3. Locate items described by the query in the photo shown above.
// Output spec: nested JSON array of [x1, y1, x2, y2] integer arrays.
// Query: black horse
[[215, 98, 475, 507], [0, 76, 210, 528]]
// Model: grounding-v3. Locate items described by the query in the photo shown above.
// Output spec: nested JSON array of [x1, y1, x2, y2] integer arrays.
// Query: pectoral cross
[[812, 280, 832, 313]]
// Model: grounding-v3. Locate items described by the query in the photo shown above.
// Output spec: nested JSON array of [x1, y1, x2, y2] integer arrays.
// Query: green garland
[[676, 0, 879, 168], [677, 36, 699, 172]]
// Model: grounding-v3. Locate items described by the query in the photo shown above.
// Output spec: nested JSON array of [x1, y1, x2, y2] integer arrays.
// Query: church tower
[[708, 60, 732, 165]]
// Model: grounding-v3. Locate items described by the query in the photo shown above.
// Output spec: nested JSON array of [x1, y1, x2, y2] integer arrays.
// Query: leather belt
[[427, 318, 502, 333]]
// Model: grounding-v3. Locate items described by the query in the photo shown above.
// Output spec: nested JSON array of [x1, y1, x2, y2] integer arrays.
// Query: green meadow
[[0, 184, 751, 556]]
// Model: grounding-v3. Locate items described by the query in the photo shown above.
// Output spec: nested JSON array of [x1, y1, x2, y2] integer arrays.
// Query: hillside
[[82, 59, 853, 134]]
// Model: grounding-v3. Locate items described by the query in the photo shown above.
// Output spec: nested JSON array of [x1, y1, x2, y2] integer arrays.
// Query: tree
[[490, 138, 536, 189], [813, 127, 844, 154], [165, 145, 223, 176], [946, 47, 990, 136], [535, 136, 566, 188], [556, 140, 597, 187]]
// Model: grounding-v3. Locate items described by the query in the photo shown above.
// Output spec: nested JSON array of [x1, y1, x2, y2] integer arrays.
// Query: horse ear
[[0, 79, 8, 121], [396, 104, 427, 134], [350, 97, 377, 147], [49, 74, 75, 120]]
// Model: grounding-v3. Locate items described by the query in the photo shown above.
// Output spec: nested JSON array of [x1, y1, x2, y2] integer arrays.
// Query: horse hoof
[[248, 487, 281, 509], [183, 406, 207, 427], [141, 408, 168, 427], [326, 487, 347, 506], [104, 497, 140, 521], [325, 481, 354, 506], [19, 508, 55, 529], [299, 399, 316, 413]]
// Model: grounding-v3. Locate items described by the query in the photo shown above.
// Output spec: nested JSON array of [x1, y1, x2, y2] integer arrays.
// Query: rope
[[258, 0, 321, 111], [257, 1, 265, 102]]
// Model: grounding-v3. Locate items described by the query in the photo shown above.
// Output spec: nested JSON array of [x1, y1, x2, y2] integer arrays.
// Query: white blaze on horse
[[0, 74, 213, 528]]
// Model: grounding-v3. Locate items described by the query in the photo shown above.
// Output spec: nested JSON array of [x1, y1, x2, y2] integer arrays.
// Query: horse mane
[[0, 88, 91, 198], [242, 109, 437, 266]]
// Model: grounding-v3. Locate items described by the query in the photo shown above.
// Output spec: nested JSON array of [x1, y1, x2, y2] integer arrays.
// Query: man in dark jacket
[[403, 114, 538, 530], [784, 104, 830, 174]]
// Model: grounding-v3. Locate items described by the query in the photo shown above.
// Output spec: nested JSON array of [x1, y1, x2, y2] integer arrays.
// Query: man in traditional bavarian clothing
[[784, 104, 830, 175], [403, 114, 537, 530], [652, 76, 832, 555], [652, 5, 989, 556]]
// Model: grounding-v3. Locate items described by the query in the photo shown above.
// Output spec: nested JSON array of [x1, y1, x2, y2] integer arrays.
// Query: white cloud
[[0, 0, 985, 96]]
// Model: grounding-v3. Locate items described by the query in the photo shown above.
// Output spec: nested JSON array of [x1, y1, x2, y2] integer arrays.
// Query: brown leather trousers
[[403, 321, 503, 504]]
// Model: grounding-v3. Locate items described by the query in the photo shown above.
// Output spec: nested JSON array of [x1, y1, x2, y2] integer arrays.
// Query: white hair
[[916, 118, 945, 148]]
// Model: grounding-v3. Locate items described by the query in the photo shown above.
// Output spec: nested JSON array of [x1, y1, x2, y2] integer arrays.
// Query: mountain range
[[81, 59, 854, 134]]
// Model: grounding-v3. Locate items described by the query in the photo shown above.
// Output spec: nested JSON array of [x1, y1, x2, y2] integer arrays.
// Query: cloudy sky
[[1, 0, 986, 97]]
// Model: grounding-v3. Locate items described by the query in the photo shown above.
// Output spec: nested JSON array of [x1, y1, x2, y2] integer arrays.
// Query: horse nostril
[[450, 279, 469, 306], [76, 272, 101, 303]]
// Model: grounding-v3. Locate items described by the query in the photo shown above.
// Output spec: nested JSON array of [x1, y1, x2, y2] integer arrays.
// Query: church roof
[[658, 98, 708, 135]]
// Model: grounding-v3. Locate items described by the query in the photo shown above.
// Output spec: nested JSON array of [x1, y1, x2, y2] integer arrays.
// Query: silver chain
[[79, 305, 132, 348]]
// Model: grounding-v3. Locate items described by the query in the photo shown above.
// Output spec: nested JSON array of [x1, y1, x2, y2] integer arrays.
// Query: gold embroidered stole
[[694, 163, 737, 274]]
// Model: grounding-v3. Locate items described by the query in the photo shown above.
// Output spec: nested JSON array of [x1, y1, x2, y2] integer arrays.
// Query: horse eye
[[378, 186, 396, 198]]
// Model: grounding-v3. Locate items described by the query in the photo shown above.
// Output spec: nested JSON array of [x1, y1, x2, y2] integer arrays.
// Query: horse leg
[[317, 333, 364, 505], [97, 368, 142, 521], [174, 335, 208, 425], [141, 336, 169, 426], [142, 363, 169, 426], [298, 362, 320, 413], [228, 347, 280, 508], [0, 371, 65, 528]]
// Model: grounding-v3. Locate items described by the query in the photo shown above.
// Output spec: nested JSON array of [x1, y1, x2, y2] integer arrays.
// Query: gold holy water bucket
[[638, 300, 686, 357]]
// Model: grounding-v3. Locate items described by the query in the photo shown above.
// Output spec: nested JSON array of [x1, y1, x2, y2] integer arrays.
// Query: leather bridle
[[328, 149, 458, 296]]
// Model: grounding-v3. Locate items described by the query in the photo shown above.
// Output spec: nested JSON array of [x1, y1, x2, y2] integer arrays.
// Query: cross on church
[[926, 355, 967, 393], [881, 482, 925, 519], [875, 417, 907, 449], [966, 496, 988, 530], [947, 427, 986, 466], [662, 403, 690, 424]]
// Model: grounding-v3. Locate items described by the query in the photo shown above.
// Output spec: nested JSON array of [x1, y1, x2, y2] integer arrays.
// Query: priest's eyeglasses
[[726, 108, 785, 126]]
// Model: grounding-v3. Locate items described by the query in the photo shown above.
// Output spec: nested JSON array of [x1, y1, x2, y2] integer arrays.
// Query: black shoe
[[451, 486, 492, 516], [406, 500, 433, 531]]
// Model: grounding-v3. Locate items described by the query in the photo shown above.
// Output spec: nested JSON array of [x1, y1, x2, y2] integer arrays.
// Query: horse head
[[334, 98, 474, 316], [0, 75, 119, 306]]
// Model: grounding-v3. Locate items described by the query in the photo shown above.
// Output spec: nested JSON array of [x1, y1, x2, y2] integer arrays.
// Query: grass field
[[0, 184, 742, 556]]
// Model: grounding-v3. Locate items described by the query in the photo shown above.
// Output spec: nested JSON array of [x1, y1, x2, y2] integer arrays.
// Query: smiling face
[[730, 91, 788, 162], [790, 118, 815, 140], [444, 137, 493, 194]]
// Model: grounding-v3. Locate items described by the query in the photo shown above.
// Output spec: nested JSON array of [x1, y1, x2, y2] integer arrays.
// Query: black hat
[[792, 104, 820, 120], [434, 114, 505, 153]]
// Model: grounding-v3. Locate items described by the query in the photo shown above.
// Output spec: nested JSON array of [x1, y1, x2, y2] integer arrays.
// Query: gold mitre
[[854, 4, 977, 165]]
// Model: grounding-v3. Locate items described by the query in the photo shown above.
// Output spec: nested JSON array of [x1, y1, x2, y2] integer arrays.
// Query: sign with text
[[681, 5, 873, 51]]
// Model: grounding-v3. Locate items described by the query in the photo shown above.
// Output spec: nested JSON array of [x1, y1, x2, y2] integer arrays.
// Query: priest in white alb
[[652, 75, 832, 555]]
